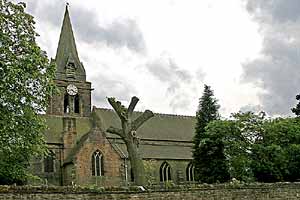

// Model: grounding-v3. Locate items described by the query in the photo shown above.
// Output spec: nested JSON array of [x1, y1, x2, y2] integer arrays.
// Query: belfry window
[[92, 150, 104, 176], [44, 150, 55, 173], [64, 94, 69, 113], [186, 162, 195, 181], [160, 162, 171, 182], [66, 61, 76, 79], [74, 94, 80, 114]]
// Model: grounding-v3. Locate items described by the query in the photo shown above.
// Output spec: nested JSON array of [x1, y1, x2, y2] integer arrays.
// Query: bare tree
[[106, 96, 154, 185]]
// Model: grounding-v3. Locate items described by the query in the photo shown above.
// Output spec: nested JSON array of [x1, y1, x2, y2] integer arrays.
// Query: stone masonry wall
[[1, 183, 300, 200], [74, 129, 124, 186]]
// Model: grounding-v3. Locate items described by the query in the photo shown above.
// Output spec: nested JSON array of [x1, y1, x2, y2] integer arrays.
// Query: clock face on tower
[[66, 84, 78, 96]]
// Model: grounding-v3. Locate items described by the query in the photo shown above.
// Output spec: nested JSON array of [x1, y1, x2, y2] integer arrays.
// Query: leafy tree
[[251, 117, 300, 182], [0, 0, 55, 184], [251, 143, 287, 182], [193, 84, 221, 182], [225, 112, 265, 182], [222, 112, 300, 183]]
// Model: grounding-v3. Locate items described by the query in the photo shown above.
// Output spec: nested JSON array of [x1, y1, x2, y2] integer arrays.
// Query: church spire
[[55, 4, 86, 81]]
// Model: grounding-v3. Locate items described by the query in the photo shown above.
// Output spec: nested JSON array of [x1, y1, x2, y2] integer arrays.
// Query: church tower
[[47, 5, 92, 117]]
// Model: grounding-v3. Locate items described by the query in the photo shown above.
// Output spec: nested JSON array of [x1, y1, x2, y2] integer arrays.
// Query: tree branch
[[107, 97, 127, 121], [127, 96, 139, 117], [132, 110, 154, 131], [106, 126, 124, 138]]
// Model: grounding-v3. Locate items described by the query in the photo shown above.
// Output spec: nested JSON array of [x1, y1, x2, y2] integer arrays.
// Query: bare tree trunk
[[105, 96, 154, 186], [125, 139, 145, 185]]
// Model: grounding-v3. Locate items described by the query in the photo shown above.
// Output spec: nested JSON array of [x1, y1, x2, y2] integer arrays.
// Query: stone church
[[30, 6, 196, 186]]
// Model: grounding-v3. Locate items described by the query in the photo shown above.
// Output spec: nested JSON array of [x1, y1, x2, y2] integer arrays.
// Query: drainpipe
[[124, 159, 128, 185]]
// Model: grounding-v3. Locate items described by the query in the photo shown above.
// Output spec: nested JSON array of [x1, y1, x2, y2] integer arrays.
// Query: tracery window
[[44, 150, 55, 173], [186, 162, 195, 181], [160, 162, 171, 182], [92, 150, 104, 176]]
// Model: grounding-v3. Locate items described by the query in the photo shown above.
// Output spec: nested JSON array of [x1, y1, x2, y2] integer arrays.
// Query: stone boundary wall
[[0, 183, 300, 200]]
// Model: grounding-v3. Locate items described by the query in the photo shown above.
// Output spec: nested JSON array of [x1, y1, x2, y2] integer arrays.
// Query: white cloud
[[242, 0, 300, 116]]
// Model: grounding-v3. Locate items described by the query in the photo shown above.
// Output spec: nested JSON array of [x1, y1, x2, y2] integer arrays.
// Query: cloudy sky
[[15, 0, 300, 117]]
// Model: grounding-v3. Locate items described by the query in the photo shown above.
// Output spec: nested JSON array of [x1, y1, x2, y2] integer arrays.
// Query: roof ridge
[[94, 107, 195, 119], [155, 112, 195, 119]]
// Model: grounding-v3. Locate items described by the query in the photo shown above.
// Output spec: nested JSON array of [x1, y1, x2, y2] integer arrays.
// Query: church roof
[[54, 5, 86, 81], [94, 107, 196, 160], [94, 107, 196, 142]]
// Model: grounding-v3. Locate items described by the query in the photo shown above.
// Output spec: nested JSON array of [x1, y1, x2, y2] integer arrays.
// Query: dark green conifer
[[193, 85, 229, 183]]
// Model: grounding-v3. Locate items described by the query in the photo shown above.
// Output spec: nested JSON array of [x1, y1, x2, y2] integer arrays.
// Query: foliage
[[196, 120, 231, 183], [144, 159, 156, 186], [199, 110, 300, 183], [194, 84, 220, 137], [291, 94, 300, 116], [251, 117, 300, 182], [227, 111, 266, 182], [194, 111, 261, 183], [195, 111, 267, 183], [192, 84, 221, 182], [0, 0, 55, 184], [163, 180, 176, 189]]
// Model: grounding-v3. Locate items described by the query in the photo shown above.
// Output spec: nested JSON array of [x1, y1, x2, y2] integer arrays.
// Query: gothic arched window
[[186, 162, 195, 181], [44, 150, 55, 173], [74, 94, 80, 114], [92, 150, 104, 176], [160, 162, 171, 182]]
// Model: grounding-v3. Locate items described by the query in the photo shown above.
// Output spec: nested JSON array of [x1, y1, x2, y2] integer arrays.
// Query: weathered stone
[[1, 183, 300, 200]]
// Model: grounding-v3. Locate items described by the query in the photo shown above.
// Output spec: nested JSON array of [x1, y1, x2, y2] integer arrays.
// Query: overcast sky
[[15, 0, 300, 117]]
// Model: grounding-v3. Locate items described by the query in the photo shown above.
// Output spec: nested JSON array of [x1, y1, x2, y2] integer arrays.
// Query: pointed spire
[[55, 4, 86, 81]]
